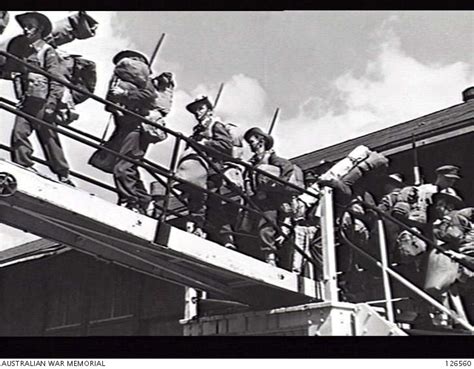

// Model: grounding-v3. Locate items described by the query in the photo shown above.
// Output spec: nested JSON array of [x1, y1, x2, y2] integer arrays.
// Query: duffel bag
[[174, 153, 208, 191], [424, 248, 460, 294]]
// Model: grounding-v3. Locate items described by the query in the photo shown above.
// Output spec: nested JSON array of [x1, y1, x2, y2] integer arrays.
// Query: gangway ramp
[[0, 159, 321, 308]]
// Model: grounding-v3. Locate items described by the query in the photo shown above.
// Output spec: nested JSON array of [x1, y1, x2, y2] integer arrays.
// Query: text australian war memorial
[[0, 11, 472, 336]]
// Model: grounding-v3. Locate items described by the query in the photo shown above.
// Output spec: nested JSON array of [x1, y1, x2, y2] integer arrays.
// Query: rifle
[[214, 83, 224, 108], [149, 33, 166, 68], [267, 107, 280, 135]]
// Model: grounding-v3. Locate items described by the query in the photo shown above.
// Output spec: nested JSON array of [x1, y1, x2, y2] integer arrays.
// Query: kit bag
[[48, 11, 98, 47], [424, 248, 460, 294]]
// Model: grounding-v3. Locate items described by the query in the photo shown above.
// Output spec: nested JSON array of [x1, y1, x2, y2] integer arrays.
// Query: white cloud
[[274, 25, 474, 158]]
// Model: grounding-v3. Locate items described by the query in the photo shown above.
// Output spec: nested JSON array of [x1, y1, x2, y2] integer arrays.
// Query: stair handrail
[[0, 93, 319, 269], [338, 198, 474, 332], [350, 198, 474, 272], [0, 51, 317, 199], [0, 50, 324, 268]]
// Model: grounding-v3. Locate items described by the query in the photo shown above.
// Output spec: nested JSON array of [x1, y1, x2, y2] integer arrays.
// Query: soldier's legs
[[10, 102, 40, 169], [34, 110, 70, 177], [258, 209, 279, 265], [292, 226, 305, 274], [113, 129, 151, 211], [207, 193, 238, 247]]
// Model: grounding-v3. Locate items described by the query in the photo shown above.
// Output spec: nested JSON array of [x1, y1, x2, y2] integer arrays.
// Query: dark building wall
[[0, 250, 185, 336]]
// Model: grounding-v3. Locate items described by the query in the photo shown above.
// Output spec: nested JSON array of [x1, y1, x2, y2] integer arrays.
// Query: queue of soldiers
[[2, 12, 473, 329]]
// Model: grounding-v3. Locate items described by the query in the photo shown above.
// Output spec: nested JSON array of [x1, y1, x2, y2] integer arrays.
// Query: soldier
[[175, 96, 233, 239], [10, 12, 75, 186], [424, 191, 470, 327], [243, 127, 294, 266], [89, 50, 157, 213], [290, 171, 321, 276]]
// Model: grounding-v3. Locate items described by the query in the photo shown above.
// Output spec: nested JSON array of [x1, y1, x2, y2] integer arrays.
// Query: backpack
[[56, 51, 97, 105], [36, 46, 97, 106], [69, 56, 97, 104], [47, 11, 99, 47], [223, 122, 244, 159]]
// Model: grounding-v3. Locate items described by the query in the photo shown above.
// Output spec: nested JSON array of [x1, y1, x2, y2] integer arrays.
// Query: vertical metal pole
[[377, 219, 395, 323], [160, 137, 181, 223], [320, 186, 338, 302]]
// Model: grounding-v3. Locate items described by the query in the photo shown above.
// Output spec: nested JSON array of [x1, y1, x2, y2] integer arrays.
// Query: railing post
[[320, 186, 338, 302], [159, 137, 181, 223], [377, 219, 395, 322]]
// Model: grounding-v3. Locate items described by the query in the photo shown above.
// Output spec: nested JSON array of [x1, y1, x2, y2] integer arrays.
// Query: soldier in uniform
[[424, 191, 470, 327], [243, 127, 294, 266], [10, 12, 75, 186], [89, 50, 157, 213], [290, 171, 321, 276], [176, 96, 233, 239]]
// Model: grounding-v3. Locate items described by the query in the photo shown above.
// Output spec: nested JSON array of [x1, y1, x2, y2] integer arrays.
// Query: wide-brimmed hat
[[15, 12, 53, 38], [435, 165, 461, 179], [186, 96, 213, 114], [244, 127, 274, 150], [304, 171, 318, 184], [432, 189, 464, 210], [113, 50, 149, 65]]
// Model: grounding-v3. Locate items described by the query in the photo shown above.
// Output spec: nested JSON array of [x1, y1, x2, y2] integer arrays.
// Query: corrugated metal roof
[[292, 101, 474, 170], [0, 238, 69, 267]]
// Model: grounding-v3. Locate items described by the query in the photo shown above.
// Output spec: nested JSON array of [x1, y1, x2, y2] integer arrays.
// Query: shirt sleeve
[[43, 47, 66, 111], [204, 122, 233, 156], [269, 152, 294, 181]]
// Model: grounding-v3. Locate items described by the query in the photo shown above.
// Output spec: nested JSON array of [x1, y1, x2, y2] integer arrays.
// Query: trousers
[[112, 123, 151, 209], [10, 98, 70, 177]]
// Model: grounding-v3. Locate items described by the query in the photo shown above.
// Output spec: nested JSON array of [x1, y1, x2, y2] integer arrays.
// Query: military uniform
[[89, 50, 157, 213], [10, 13, 72, 184], [179, 104, 233, 238], [243, 127, 294, 265]]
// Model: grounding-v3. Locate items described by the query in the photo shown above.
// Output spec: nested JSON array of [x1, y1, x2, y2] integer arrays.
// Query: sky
[[0, 11, 473, 249]]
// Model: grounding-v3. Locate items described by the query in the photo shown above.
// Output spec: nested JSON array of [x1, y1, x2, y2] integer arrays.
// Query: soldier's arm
[[269, 153, 293, 181], [124, 81, 157, 107], [204, 122, 233, 156], [43, 48, 66, 111], [378, 192, 396, 213]]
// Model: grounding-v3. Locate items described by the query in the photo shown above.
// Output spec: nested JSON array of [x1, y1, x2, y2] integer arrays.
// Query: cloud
[[274, 23, 474, 158]]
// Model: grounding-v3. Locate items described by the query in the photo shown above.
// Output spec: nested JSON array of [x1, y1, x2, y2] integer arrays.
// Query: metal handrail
[[0, 102, 270, 220], [0, 143, 117, 193], [339, 227, 474, 332], [339, 199, 474, 332], [0, 50, 323, 267], [0, 50, 317, 198], [352, 198, 474, 272], [0, 91, 318, 268]]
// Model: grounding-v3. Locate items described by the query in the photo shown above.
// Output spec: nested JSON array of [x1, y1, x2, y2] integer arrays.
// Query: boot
[[58, 175, 76, 187], [186, 221, 206, 239], [265, 252, 277, 267]]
